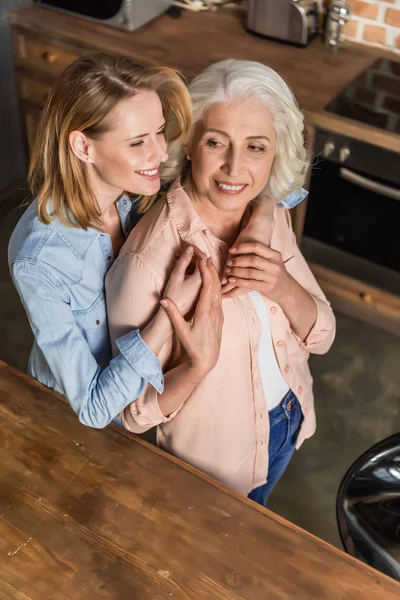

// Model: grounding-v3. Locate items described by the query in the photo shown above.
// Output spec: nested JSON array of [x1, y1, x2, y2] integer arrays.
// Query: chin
[[212, 191, 252, 210], [128, 179, 161, 197]]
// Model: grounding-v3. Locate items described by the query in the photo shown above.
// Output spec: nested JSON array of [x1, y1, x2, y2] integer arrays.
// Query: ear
[[183, 141, 193, 161], [69, 131, 93, 163]]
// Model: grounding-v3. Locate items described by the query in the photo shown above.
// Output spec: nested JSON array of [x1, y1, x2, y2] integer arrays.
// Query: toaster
[[37, 0, 174, 32], [247, 0, 319, 47]]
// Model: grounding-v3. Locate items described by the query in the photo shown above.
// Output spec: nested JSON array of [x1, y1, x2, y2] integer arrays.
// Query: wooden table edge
[[2, 358, 399, 590]]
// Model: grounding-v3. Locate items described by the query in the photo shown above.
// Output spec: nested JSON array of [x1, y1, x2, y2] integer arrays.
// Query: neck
[[87, 165, 123, 221], [188, 184, 249, 247]]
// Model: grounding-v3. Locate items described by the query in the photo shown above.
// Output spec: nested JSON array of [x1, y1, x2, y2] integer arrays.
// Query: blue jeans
[[248, 390, 303, 507]]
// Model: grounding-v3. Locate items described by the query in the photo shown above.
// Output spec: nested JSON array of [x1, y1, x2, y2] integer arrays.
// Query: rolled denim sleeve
[[11, 261, 164, 429], [277, 188, 308, 210]]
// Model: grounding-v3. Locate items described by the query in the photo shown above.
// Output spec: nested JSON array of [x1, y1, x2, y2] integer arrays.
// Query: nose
[[223, 147, 244, 178], [149, 135, 168, 165]]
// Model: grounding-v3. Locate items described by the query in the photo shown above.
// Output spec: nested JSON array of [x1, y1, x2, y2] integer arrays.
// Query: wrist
[[186, 361, 209, 384], [154, 306, 174, 339], [141, 307, 173, 356], [269, 272, 296, 306]]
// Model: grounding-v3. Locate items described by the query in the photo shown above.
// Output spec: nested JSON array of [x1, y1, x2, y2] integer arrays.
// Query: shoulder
[[9, 198, 101, 287], [271, 206, 296, 258], [8, 196, 102, 265], [8, 199, 52, 265], [9, 198, 99, 262], [118, 195, 181, 278]]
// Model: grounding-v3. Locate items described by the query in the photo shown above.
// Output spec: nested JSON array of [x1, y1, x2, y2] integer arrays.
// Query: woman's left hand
[[222, 242, 293, 302], [221, 194, 276, 298]]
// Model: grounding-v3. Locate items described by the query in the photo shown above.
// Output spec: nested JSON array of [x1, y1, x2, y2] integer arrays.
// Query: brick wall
[[322, 0, 400, 53], [339, 58, 400, 133]]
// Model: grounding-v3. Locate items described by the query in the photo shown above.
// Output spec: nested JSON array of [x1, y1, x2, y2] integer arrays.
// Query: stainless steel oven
[[303, 130, 400, 295]]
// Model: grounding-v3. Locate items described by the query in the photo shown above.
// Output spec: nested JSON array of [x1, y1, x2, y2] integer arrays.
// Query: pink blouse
[[106, 182, 336, 496]]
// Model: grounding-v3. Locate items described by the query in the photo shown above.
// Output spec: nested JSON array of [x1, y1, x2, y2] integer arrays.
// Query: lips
[[215, 180, 248, 194], [136, 168, 160, 181]]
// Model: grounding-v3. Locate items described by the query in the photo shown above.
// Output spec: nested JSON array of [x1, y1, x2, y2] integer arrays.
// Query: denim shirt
[[277, 187, 308, 210], [8, 195, 164, 429], [8, 187, 307, 429]]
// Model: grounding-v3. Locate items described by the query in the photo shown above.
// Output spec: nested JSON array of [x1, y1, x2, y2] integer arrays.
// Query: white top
[[249, 291, 290, 411]]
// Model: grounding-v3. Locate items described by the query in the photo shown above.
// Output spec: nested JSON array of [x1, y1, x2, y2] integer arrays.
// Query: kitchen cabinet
[[9, 4, 400, 334]]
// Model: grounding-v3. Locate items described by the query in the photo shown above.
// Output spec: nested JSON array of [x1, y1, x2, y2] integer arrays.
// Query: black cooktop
[[326, 58, 400, 133]]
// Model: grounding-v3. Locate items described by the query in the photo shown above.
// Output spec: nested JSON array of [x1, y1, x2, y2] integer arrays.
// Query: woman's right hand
[[160, 257, 223, 377], [162, 246, 205, 317]]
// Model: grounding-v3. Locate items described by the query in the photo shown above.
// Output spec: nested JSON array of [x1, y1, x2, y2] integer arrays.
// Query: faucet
[[325, 0, 352, 52]]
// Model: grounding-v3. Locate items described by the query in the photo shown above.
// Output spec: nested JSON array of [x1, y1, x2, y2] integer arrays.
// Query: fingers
[[160, 298, 190, 348], [229, 242, 277, 260], [225, 266, 266, 282], [196, 258, 221, 316], [224, 277, 264, 292], [172, 246, 194, 280], [220, 280, 236, 295], [226, 253, 267, 270], [222, 286, 247, 299], [221, 281, 247, 298], [207, 257, 223, 292]]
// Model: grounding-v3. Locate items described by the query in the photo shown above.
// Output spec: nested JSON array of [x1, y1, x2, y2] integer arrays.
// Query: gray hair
[[162, 59, 309, 202]]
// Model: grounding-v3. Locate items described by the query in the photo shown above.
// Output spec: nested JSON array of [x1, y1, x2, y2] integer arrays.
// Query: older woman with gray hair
[[106, 59, 336, 506]]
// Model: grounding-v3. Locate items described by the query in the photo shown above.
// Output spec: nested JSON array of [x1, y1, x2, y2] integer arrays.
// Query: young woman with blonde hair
[[8, 53, 223, 429]]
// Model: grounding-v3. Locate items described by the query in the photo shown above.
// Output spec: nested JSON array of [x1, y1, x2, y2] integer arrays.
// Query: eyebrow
[[124, 121, 166, 142], [204, 128, 271, 143]]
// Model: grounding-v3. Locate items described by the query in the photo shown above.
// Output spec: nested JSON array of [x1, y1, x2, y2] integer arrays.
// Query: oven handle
[[340, 168, 400, 202]]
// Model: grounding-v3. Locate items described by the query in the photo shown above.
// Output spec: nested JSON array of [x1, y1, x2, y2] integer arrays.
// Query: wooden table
[[1, 361, 399, 599]]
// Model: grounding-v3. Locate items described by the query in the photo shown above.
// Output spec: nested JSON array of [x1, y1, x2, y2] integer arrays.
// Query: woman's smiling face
[[186, 97, 276, 214], [86, 90, 169, 198]]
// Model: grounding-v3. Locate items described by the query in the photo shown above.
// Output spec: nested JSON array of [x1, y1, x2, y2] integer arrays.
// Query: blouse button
[[276, 340, 284, 348], [284, 365, 290, 373], [298, 385, 303, 395], [270, 306, 278, 315], [96, 320, 100, 326], [107, 255, 112, 261]]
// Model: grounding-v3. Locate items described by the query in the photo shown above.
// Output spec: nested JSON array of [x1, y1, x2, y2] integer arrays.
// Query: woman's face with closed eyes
[[186, 97, 276, 215], [82, 90, 169, 198]]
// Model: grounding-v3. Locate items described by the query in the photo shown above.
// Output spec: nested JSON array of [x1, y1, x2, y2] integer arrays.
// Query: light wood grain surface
[[1, 360, 400, 599]]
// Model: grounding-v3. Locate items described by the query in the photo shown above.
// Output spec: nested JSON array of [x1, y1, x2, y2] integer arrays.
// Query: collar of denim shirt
[[48, 193, 133, 259]]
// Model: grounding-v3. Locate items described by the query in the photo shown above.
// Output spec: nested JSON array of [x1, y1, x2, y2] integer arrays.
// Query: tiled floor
[[1, 194, 400, 549]]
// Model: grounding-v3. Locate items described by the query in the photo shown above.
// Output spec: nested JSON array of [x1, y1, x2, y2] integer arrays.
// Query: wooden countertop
[[1, 360, 400, 599], [11, 5, 400, 153]]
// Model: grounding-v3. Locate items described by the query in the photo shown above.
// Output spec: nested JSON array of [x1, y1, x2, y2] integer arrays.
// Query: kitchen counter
[[10, 4, 400, 153], [1, 359, 400, 599]]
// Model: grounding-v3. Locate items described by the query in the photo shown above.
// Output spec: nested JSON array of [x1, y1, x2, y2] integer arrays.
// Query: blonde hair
[[162, 58, 309, 203], [29, 52, 192, 229]]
